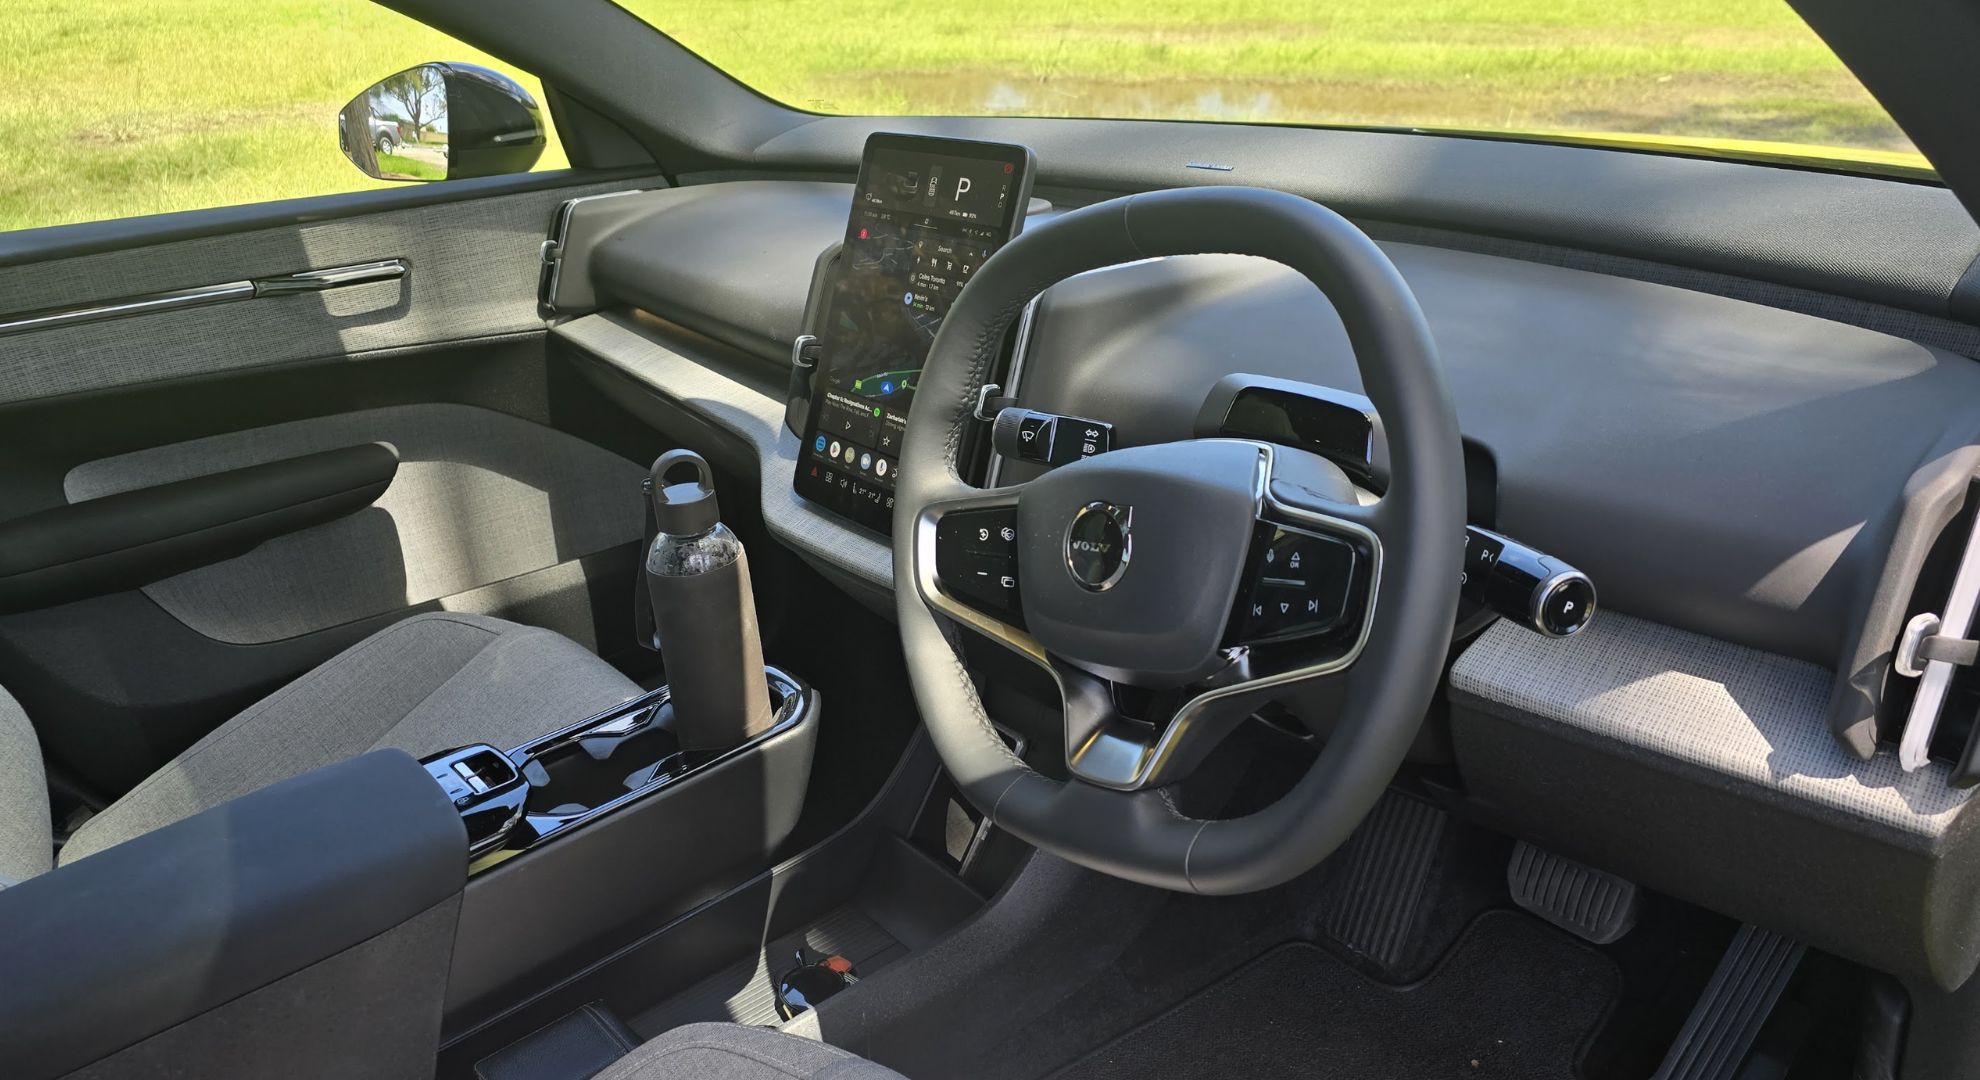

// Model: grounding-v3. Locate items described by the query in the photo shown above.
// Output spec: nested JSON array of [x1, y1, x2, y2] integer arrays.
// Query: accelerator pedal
[[1653, 925, 1807, 1080], [1507, 840, 1640, 945]]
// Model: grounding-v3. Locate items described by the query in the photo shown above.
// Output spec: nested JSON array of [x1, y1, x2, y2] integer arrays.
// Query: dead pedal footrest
[[1653, 924, 1806, 1080]]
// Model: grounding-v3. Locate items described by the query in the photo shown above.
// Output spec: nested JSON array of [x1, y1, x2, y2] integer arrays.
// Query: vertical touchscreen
[[793, 133, 1035, 534]]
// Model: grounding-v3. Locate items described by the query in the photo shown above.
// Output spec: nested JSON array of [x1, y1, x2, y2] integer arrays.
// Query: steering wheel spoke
[[1226, 469, 1381, 661], [911, 486, 1045, 662]]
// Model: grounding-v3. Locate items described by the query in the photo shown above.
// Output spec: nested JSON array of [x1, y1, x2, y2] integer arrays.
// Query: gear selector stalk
[[644, 450, 773, 750]]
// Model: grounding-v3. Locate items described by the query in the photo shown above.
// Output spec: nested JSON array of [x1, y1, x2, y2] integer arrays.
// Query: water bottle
[[644, 450, 772, 750]]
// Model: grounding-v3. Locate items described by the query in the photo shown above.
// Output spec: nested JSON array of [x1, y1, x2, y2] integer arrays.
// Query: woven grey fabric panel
[[598, 1023, 906, 1080], [61, 612, 638, 864], [1449, 612, 1972, 837], [64, 404, 645, 644], [0, 179, 643, 405], [0, 684, 52, 884], [554, 313, 893, 590]]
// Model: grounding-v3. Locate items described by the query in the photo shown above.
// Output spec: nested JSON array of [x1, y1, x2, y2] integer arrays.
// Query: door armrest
[[0, 442, 398, 613]]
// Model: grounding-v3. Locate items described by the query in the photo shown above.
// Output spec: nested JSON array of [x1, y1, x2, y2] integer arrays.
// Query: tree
[[339, 97, 379, 174], [372, 65, 446, 144]]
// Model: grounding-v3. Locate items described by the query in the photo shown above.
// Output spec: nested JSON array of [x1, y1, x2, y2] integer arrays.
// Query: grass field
[[375, 152, 445, 181], [0, 0, 1923, 233]]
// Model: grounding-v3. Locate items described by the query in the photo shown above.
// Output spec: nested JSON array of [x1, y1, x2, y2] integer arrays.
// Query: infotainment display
[[793, 133, 1035, 534]]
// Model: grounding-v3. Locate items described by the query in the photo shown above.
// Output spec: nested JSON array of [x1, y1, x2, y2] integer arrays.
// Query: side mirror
[[337, 62, 545, 183]]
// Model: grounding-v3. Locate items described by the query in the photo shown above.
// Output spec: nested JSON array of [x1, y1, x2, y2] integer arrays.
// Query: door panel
[[0, 175, 660, 799], [0, 443, 401, 615]]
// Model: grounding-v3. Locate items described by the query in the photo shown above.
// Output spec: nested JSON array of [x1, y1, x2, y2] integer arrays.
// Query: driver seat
[[0, 611, 641, 883], [595, 1024, 906, 1080]]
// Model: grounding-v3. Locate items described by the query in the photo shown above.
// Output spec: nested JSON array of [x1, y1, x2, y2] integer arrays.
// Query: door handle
[[0, 259, 410, 337], [250, 259, 407, 296]]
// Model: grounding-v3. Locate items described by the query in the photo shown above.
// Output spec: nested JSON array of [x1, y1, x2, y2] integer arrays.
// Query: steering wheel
[[891, 187, 1464, 894]]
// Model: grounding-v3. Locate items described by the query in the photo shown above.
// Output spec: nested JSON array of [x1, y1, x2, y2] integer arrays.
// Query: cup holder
[[441, 667, 809, 868], [523, 712, 683, 815]]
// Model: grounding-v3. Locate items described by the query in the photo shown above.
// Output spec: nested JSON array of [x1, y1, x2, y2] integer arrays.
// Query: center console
[[424, 669, 814, 869], [428, 666, 823, 1031]]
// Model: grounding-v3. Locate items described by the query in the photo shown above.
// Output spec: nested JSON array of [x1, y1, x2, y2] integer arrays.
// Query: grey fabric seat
[[596, 1024, 908, 1080], [0, 612, 640, 881]]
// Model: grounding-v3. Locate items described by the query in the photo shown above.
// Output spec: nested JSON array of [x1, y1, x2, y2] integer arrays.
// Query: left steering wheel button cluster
[[1238, 525, 1356, 642], [935, 507, 1024, 626]]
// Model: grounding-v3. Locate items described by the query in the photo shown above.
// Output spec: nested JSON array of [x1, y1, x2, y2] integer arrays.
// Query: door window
[[0, 0, 567, 232]]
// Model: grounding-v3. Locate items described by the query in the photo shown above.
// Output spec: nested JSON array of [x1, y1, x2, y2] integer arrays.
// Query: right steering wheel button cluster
[[1237, 524, 1358, 642]]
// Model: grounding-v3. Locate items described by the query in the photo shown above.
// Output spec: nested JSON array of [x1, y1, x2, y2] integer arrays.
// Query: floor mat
[[1059, 911, 1619, 1080]]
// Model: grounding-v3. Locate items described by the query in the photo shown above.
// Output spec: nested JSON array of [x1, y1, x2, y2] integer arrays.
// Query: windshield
[[625, 0, 1926, 176]]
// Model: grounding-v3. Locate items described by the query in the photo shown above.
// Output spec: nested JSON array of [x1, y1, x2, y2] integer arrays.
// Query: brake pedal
[[1508, 840, 1640, 945]]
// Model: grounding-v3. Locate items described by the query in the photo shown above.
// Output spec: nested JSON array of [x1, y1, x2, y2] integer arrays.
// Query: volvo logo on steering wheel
[[1065, 502, 1132, 592]]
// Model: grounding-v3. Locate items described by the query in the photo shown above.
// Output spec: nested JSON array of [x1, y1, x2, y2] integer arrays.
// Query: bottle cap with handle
[[648, 449, 722, 536], [643, 450, 772, 749]]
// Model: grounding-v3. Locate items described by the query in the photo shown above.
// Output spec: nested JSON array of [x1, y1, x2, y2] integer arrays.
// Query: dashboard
[[553, 165, 1980, 990]]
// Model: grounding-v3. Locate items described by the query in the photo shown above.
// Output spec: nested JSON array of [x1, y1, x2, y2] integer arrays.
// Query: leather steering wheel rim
[[891, 186, 1465, 895]]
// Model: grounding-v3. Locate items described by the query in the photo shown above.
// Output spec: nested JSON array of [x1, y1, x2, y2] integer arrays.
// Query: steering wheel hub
[[1018, 440, 1263, 688], [1063, 501, 1130, 592]]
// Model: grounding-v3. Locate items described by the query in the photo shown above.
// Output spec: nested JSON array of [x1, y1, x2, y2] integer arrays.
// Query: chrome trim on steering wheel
[[1064, 442, 1382, 790], [912, 441, 1382, 792], [911, 490, 1049, 667]]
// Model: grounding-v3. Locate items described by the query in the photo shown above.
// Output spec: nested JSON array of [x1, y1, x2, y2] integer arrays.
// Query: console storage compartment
[[442, 669, 821, 1033]]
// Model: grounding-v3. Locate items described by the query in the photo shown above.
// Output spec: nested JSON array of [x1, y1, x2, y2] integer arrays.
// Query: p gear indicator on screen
[[793, 134, 1035, 535]]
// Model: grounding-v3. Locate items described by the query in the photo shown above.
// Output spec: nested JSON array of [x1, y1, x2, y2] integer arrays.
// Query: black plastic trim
[[1792, 0, 1980, 232]]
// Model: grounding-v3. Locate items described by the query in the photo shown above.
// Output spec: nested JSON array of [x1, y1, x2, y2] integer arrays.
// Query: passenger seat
[[594, 1024, 907, 1080], [0, 612, 640, 883]]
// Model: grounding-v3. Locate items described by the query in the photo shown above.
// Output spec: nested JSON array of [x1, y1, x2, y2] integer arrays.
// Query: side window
[[1, 0, 566, 233]]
